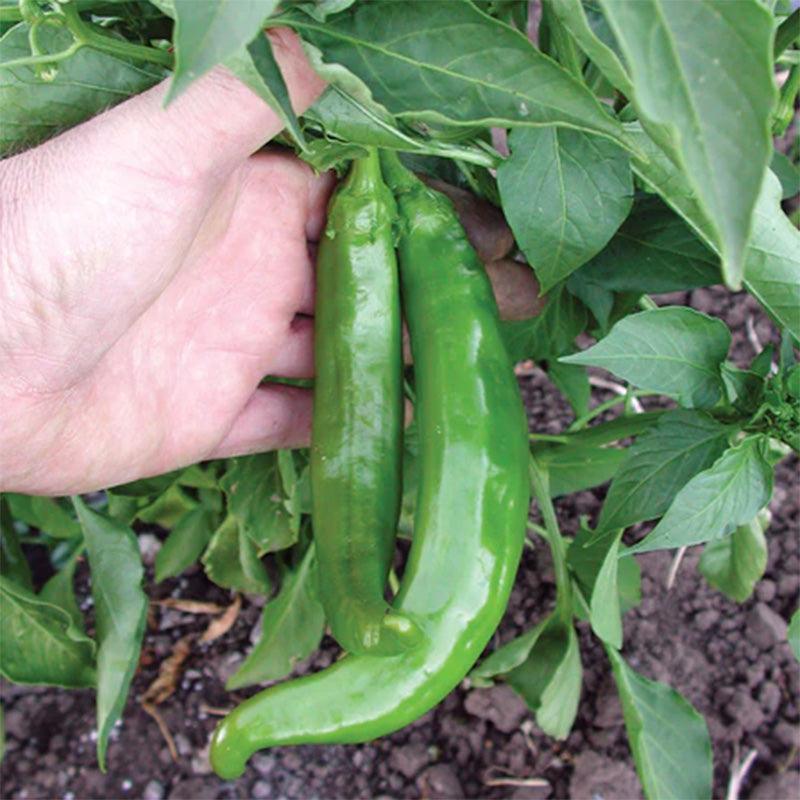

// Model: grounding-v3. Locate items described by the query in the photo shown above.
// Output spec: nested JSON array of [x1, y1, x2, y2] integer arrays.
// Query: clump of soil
[[2, 288, 798, 799]]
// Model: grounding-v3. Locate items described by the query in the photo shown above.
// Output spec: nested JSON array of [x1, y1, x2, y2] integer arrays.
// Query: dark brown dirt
[[2, 287, 799, 800]]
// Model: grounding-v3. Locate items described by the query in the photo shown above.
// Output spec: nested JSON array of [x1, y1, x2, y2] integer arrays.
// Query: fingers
[[269, 314, 315, 378], [68, 29, 326, 183], [211, 383, 312, 458], [306, 170, 337, 241]]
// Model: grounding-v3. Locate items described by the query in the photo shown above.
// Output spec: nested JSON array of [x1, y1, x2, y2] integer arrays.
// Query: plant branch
[[529, 455, 572, 622], [774, 9, 800, 58], [59, 0, 172, 67]]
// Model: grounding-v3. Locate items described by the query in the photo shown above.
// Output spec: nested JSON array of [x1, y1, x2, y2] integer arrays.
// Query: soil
[[2, 287, 799, 800]]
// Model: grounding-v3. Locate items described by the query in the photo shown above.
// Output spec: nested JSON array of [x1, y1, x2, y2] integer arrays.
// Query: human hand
[[0, 30, 329, 495]]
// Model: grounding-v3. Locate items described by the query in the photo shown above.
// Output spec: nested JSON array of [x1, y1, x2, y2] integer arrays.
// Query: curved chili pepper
[[312, 148, 420, 657], [209, 151, 529, 780]]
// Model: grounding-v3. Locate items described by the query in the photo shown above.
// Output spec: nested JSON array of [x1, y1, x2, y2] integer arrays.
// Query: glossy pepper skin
[[311, 148, 420, 657], [209, 152, 529, 781]]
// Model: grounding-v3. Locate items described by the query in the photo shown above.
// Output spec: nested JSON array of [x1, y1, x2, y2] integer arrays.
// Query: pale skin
[[0, 30, 538, 497], [0, 30, 330, 495]]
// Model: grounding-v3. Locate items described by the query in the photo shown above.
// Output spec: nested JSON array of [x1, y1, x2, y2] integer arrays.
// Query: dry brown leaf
[[153, 598, 225, 615], [199, 702, 233, 717], [142, 701, 178, 763], [142, 634, 194, 706], [200, 594, 242, 644]]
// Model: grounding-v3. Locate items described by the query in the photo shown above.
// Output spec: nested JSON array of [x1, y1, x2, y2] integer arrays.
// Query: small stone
[[174, 734, 192, 757], [389, 743, 430, 778], [750, 771, 800, 800], [143, 780, 165, 800], [138, 533, 161, 564], [726, 692, 765, 732], [593, 693, 624, 729], [417, 764, 463, 799], [191, 745, 212, 775], [694, 609, 720, 632], [746, 663, 766, 687], [569, 752, 642, 800], [756, 580, 776, 602], [774, 721, 799, 749], [759, 681, 782, 715], [167, 779, 218, 800], [746, 603, 788, 650], [251, 780, 272, 799], [215, 652, 244, 685], [464, 685, 529, 733], [778, 574, 800, 599], [2, 709, 27, 739], [251, 753, 276, 776]]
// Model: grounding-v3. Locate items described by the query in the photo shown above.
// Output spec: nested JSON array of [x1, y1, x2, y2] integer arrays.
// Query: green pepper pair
[[210, 150, 530, 779]]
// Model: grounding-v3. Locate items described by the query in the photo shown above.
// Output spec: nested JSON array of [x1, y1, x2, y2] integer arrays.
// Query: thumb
[[69, 28, 326, 178]]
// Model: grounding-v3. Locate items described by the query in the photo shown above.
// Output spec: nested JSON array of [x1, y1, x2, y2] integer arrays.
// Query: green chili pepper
[[311, 148, 420, 657], [209, 151, 529, 780]]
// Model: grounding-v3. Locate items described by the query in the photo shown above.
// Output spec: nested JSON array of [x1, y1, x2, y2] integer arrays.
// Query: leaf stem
[[0, 40, 83, 69], [774, 9, 800, 58], [773, 64, 800, 136], [59, 0, 172, 67], [0, 6, 23, 23], [529, 455, 572, 622], [568, 390, 655, 432]]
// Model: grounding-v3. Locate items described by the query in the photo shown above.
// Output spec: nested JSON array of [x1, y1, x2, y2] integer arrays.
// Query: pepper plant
[[1, 1, 799, 797]]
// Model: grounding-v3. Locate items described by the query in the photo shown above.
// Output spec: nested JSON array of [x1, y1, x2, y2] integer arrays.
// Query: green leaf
[[73, 498, 147, 771], [626, 436, 773, 555], [110, 471, 182, 497], [224, 31, 305, 147], [562, 308, 731, 408], [788, 610, 800, 662], [607, 647, 712, 800], [698, 509, 769, 603], [501, 284, 587, 362], [568, 526, 624, 648], [572, 197, 720, 294], [288, 0, 629, 147], [168, 0, 280, 101], [548, 0, 633, 96], [0, 497, 33, 590], [599, 410, 731, 531], [535, 443, 626, 498], [506, 620, 582, 739], [135, 484, 198, 529], [741, 172, 800, 345], [0, 22, 166, 157], [627, 126, 800, 343], [220, 454, 296, 553], [4, 493, 81, 539], [599, 0, 775, 288], [154, 506, 217, 582], [498, 126, 632, 291], [0, 574, 96, 688], [40, 549, 84, 631], [546, 360, 590, 419], [469, 622, 545, 687], [305, 85, 435, 152], [201, 514, 270, 595], [617, 555, 641, 614], [226, 543, 325, 689], [771, 150, 800, 201]]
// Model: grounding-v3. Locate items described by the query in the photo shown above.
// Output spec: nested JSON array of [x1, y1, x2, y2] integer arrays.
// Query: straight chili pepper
[[311, 148, 419, 657], [210, 152, 529, 780]]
